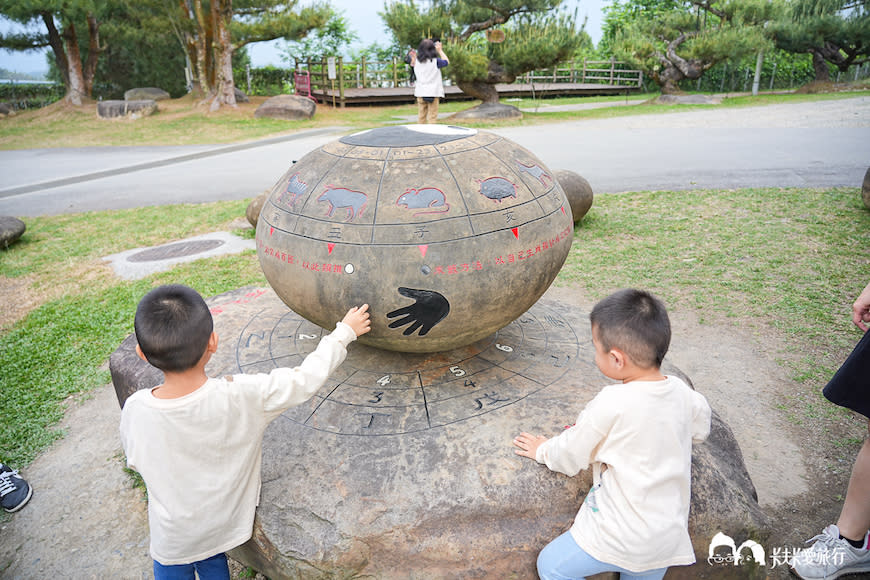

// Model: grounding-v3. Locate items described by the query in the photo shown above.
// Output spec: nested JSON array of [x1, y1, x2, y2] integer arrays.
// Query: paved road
[[1, 98, 868, 217]]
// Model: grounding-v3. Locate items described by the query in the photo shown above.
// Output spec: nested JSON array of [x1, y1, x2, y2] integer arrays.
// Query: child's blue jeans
[[537, 531, 668, 580], [153, 552, 230, 580]]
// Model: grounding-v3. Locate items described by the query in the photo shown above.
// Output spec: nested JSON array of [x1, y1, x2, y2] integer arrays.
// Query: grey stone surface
[[0, 215, 25, 248], [235, 87, 250, 103], [0, 102, 13, 117], [556, 169, 594, 223], [254, 95, 316, 120], [97, 99, 158, 119], [450, 102, 523, 120], [124, 87, 170, 101], [102, 231, 255, 280], [110, 287, 769, 579]]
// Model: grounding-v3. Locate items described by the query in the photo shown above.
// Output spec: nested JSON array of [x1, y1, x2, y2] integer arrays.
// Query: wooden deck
[[311, 82, 641, 106]]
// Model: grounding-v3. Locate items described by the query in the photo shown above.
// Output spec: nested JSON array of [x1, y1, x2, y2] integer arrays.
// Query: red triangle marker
[[418, 245, 428, 258], [327, 243, 335, 255], [561, 206, 567, 215], [512, 227, 519, 239], [269, 227, 274, 236]]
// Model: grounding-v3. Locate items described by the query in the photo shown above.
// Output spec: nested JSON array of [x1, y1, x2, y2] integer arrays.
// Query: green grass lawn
[[1, 89, 866, 150], [1, 183, 867, 467]]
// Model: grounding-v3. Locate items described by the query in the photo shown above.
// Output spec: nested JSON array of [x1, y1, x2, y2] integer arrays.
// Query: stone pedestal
[[111, 287, 769, 579]]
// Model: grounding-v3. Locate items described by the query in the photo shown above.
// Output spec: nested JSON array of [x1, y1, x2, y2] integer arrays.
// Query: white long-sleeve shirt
[[536, 375, 711, 572], [120, 322, 356, 565]]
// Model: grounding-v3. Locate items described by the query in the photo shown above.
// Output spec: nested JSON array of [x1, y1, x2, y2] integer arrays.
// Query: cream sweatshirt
[[535, 375, 711, 572], [120, 321, 356, 565]]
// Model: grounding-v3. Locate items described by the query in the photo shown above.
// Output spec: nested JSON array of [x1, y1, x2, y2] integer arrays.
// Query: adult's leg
[[837, 421, 870, 541], [417, 98, 427, 124], [427, 98, 440, 123]]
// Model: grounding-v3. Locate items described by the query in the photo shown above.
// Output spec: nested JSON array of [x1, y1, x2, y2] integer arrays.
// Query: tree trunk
[[82, 14, 103, 97], [62, 20, 87, 106], [41, 11, 69, 89], [811, 50, 830, 82], [210, 0, 237, 110], [656, 64, 686, 95], [456, 80, 500, 104], [192, 0, 214, 97]]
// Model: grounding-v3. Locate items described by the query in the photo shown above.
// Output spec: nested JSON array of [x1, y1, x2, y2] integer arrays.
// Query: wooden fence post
[[361, 56, 367, 88], [393, 56, 398, 87], [582, 58, 587, 84], [338, 56, 345, 108]]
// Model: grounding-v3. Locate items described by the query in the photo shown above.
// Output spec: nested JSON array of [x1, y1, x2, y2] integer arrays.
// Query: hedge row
[[0, 82, 65, 110]]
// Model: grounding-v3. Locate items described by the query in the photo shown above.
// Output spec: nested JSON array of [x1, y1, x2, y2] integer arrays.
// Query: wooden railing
[[293, 57, 642, 107], [518, 59, 643, 87]]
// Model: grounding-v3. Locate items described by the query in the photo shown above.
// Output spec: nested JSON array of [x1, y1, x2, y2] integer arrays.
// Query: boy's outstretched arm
[[513, 432, 549, 460], [342, 304, 371, 338]]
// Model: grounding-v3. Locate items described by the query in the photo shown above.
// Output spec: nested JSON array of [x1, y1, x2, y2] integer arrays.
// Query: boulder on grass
[[0, 102, 14, 117], [246, 192, 268, 227], [555, 169, 594, 224], [862, 167, 870, 210], [254, 95, 316, 120], [124, 87, 170, 101], [450, 102, 522, 121], [0, 216, 26, 249], [98, 100, 158, 119], [235, 87, 250, 103]]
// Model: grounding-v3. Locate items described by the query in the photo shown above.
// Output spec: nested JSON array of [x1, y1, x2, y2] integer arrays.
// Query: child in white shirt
[[120, 284, 370, 579], [514, 288, 711, 579]]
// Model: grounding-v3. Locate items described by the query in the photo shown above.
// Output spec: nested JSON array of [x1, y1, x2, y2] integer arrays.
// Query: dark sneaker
[[0, 463, 33, 513]]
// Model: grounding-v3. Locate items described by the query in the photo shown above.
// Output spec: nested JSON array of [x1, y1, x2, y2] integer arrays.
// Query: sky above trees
[[1, 0, 605, 75]]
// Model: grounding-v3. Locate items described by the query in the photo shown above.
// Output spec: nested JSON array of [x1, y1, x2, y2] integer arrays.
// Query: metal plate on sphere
[[256, 125, 574, 353]]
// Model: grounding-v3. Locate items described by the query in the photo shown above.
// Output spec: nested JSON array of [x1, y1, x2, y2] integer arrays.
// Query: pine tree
[[0, 0, 109, 105], [607, 0, 776, 94], [382, 0, 582, 108]]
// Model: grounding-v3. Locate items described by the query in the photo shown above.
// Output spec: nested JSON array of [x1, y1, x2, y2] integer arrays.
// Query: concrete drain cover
[[127, 239, 225, 262], [103, 232, 255, 280]]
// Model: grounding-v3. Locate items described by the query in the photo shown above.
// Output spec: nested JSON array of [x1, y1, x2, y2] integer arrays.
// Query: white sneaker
[[791, 524, 870, 579]]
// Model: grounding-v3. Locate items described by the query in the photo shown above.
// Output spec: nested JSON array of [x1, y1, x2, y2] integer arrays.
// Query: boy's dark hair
[[416, 38, 437, 62], [589, 288, 671, 369], [135, 284, 213, 372]]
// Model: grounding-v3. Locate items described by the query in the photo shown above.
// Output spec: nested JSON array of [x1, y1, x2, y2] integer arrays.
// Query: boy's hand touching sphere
[[343, 304, 371, 337]]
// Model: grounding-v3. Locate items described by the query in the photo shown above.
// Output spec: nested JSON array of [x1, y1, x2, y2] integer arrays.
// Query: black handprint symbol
[[386, 287, 450, 336]]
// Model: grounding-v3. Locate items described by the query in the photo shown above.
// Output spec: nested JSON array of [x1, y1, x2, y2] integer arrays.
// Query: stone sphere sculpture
[[256, 125, 573, 353], [555, 169, 594, 224]]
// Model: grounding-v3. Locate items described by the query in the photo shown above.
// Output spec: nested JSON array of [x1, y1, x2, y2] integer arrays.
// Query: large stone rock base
[[111, 287, 769, 579], [450, 102, 523, 121], [97, 99, 157, 119], [254, 95, 316, 120]]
